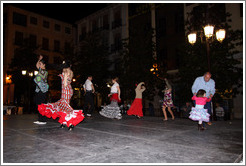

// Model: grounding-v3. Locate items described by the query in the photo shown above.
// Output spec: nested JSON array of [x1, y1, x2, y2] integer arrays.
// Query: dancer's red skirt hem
[[38, 103, 84, 127], [127, 98, 143, 117]]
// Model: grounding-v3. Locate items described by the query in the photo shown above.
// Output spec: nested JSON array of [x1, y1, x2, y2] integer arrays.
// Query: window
[[43, 20, 50, 28], [55, 24, 61, 31], [112, 10, 122, 29], [29, 34, 37, 47], [103, 14, 109, 30], [42, 38, 49, 50], [64, 42, 71, 54], [13, 12, 27, 27], [54, 40, 60, 52], [79, 26, 86, 41], [175, 12, 184, 33], [92, 20, 98, 32], [14, 31, 23, 45], [65, 27, 71, 34], [157, 18, 166, 37], [30, 17, 37, 25]]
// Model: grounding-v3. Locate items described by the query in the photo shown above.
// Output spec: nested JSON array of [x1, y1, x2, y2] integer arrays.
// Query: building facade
[[3, 5, 74, 105], [75, 3, 129, 71]]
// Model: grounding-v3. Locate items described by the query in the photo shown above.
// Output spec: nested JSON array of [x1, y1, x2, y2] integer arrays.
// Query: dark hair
[[61, 60, 71, 69], [40, 59, 46, 65], [196, 89, 206, 97], [112, 76, 119, 83]]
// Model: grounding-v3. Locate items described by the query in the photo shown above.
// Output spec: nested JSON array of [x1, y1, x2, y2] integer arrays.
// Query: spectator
[[181, 102, 192, 118], [215, 103, 225, 121]]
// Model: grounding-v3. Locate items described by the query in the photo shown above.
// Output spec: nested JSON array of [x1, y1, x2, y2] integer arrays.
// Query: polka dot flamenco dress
[[38, 73, 84, 127]]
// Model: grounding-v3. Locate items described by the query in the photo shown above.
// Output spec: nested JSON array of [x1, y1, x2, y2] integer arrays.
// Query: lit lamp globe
[[203, 25, 214, 38], [22, 70, 27, 75], [188, 33, 196, 45], [216, 29, 226, 43], [34, 71, 39, 76]]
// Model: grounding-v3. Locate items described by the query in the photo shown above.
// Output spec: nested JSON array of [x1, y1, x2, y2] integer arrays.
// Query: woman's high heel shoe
[[60, 124, 66, 128], [68, 125, 74, 131]]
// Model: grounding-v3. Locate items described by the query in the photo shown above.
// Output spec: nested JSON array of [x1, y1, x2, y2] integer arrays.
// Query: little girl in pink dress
[[189, 89, 212, 131]]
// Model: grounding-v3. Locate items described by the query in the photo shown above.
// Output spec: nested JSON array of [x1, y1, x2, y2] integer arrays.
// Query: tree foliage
[[72, 32, 111, 100], [177, 4, 243, 104]]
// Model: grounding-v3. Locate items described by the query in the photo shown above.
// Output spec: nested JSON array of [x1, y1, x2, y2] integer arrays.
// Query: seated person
[[181, 102, 192, 118], [215, 103, 225, 121]]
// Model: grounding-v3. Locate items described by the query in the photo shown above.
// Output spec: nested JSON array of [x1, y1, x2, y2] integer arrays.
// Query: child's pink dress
[[189, 96, 211, 122]]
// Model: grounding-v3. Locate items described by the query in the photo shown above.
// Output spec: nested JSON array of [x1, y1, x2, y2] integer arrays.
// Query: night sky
[[5, 3, 109, 24]]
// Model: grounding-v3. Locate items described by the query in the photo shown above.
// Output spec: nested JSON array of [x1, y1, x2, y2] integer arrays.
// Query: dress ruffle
[[127, 98, 143, 117], [189, 107, 210, 122], [38, 103, 84, 127], [99, 101, 122, 119]]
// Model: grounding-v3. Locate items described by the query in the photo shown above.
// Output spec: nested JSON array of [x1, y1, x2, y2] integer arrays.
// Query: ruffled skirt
[[127, 98, 143, 117], [99, 101, 122, 119], [189, 107, 210, 122], [38, 100, 84, 127]]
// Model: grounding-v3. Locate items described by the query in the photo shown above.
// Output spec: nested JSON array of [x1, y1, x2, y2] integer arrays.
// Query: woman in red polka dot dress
[[38, 61, 84, 131]]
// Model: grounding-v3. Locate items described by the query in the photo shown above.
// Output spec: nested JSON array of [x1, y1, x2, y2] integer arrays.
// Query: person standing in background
[[83, 75, 95, 117]]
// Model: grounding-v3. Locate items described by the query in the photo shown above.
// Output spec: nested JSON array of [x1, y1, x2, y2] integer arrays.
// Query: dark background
[[7, 3, 109, 24]]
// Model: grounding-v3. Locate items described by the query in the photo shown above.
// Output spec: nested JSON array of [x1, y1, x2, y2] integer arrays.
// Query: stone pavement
[[2, 113, 244, 164]]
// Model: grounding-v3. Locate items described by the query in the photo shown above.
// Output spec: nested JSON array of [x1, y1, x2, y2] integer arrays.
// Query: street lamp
[[187, 24, 226, 72]]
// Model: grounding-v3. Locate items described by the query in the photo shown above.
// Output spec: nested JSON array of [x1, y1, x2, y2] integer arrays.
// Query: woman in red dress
[[38, 61, 84, 131], [127, 82, 146, 118]]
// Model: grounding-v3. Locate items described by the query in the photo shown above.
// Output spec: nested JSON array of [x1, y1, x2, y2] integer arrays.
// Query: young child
[[189, 89, 212, 131], [215, 103, 225, 121]]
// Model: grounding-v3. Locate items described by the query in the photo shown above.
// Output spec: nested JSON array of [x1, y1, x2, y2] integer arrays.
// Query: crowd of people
[[33, 55, 223, 132]]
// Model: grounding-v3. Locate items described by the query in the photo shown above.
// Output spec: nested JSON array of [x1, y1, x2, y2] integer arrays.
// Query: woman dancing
[[99, 77, 122, 120], [162, 78, 175, 121], [38, 61, 84, 131], [127, 82, 146, 118]]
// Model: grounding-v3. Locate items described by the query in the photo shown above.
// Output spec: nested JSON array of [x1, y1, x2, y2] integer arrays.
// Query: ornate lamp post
[[188, 24, 226, 72]]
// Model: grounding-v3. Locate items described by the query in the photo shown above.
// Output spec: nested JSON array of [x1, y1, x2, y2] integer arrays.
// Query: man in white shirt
[[83, 75, 95, 117]]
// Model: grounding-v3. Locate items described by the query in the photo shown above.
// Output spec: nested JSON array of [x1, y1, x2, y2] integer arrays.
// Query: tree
[[72, 32, 111, 101], [177, 4, 243, 104], [117, 26, 162, 102], [8, 38, 39, 111]]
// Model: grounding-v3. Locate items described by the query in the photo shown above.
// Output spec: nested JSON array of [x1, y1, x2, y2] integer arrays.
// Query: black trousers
[[34, 91, 47, 122], [84, 92, 94, 114]]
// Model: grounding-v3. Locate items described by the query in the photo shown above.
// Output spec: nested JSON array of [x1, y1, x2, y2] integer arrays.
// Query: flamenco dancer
[[99, 77, 122, 120], [38, 61, 84, 131], [162, 78, 175, 121], [33, 55, 49, 125], [189, 89, 212, 131], [127, 82, 146, 118]]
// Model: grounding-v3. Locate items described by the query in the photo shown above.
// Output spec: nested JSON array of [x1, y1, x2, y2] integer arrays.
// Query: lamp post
[[187, 24, 226, 72]]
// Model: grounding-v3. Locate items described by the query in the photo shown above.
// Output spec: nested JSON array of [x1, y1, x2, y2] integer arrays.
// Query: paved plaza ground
[[2, 112, 244, 164]]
